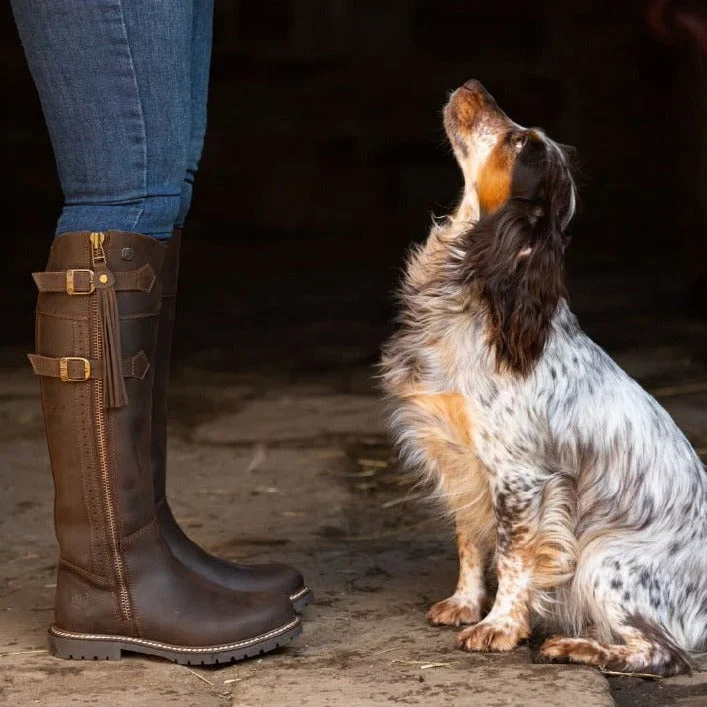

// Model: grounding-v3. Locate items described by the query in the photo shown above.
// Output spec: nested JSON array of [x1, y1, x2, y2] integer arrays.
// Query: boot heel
[[49, 630, 122, 661]]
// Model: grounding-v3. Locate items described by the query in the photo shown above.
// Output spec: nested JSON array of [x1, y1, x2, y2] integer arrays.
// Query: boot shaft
[[32, 231, 166, 586], [151, 232, 180, 507]]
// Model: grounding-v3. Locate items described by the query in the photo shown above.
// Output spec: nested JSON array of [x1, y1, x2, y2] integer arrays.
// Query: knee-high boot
[[29, 230, 300, 663]]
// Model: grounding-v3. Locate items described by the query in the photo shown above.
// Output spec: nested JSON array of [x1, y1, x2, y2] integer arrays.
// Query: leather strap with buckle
[[27, 351, 151, 382], [32, 264, 156, 295]]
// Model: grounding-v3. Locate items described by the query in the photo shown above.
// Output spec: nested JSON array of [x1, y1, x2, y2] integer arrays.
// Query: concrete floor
[[1, 274, 707, 706]]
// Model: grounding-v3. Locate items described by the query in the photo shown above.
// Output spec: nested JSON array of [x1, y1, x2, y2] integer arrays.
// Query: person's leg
[[14, 0, 301, 662], [175, 0, 215, 228], [11, 0, 192, 240]]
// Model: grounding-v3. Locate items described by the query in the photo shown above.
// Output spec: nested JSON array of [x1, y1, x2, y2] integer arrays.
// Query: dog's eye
[[513, 134, 527, 151]]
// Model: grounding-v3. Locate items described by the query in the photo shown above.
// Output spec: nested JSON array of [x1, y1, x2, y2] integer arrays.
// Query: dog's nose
[[463, 79, 482, 92]]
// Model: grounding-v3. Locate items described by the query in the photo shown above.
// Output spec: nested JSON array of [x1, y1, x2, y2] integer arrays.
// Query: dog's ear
[[463, 141, 572, 375]]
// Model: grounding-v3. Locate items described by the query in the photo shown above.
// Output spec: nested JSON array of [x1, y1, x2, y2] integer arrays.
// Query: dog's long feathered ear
[[462, 141, 572, 375]]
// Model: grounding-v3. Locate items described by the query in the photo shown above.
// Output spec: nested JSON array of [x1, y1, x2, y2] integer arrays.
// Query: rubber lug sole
[[48, 617, 301, 665], [290, 586, 313, 613]]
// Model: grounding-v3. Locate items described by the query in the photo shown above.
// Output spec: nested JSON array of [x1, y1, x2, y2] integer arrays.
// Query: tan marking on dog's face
[[477, 140, 515, 215], [443, 80, 528, 217]]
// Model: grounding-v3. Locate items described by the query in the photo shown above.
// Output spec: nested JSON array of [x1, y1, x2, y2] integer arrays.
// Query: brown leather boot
[[30, 230, 300, 664], [152, 232, 312, 611]]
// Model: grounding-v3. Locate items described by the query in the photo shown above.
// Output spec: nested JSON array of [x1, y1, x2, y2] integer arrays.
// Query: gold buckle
[[59, 357, 91, 382], [66, 269, 95, 295]]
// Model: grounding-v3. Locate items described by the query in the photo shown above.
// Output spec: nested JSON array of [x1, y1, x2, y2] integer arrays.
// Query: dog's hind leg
[[539, 617, 692, 677]]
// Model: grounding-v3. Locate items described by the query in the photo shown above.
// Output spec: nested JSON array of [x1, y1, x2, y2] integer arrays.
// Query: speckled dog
[[381, 79, 707, 676]]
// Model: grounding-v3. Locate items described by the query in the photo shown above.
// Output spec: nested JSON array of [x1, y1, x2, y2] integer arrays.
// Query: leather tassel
[[98, 281, 128, 408], [90, 233, 128, 408]]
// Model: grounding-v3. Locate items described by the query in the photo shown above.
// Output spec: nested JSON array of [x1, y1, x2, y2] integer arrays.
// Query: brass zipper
[[90, 232, 132, 621]]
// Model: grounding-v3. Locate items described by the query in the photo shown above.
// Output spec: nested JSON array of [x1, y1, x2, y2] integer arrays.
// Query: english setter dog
[[381, 79, 707, 676]]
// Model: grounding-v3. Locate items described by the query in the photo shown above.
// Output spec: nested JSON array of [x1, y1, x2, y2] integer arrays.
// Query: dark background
[[2, 0, 705, 373]]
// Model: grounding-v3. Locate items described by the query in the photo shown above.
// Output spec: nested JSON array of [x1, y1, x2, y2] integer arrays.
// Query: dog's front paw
[[428, 596, 481, 626], [456, 616, 528, 653]]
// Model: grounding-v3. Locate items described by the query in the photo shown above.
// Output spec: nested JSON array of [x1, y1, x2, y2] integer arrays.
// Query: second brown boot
[[152, 232, 312, 610]]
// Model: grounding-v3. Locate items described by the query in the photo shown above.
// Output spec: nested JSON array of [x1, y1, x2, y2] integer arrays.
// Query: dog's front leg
[[428, 524, 488, 626], [457, 469, 539, 652]]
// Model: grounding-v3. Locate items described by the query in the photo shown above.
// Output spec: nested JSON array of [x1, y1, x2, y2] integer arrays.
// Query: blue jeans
[[11, 0, 215, 240]]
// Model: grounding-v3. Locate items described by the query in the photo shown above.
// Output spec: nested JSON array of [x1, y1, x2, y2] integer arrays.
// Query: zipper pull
[[90, 231, 107, 264], [90, 232, 128, 408]]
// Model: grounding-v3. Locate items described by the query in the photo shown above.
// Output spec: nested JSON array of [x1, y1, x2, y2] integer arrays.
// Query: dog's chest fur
[[381, 222, 494, 500]]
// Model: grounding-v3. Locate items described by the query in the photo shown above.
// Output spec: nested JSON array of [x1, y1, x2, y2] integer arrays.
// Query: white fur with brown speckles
[[381, 83, 707, 675]]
